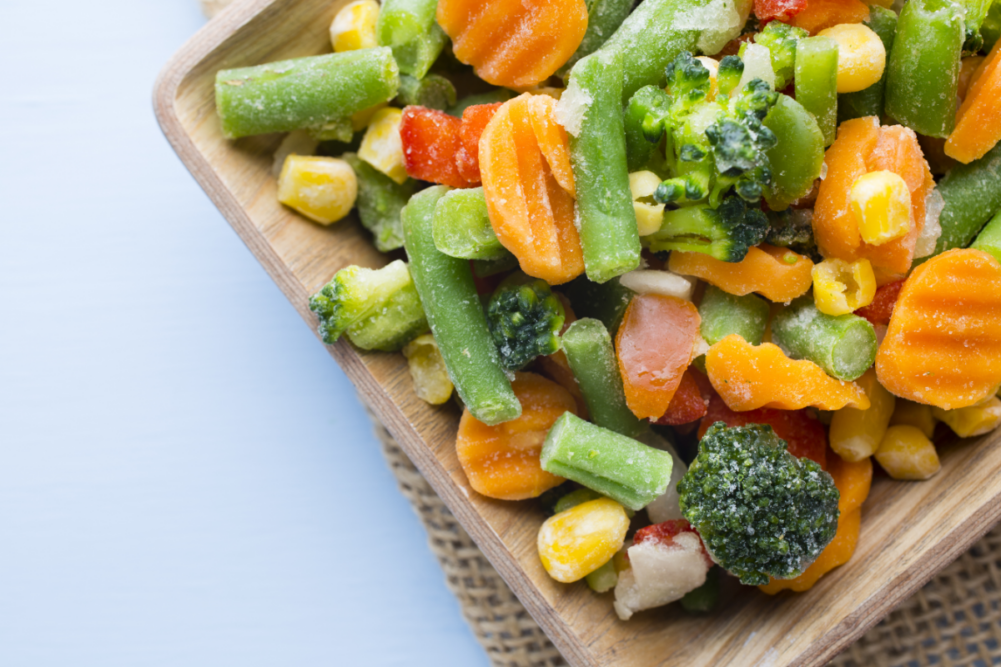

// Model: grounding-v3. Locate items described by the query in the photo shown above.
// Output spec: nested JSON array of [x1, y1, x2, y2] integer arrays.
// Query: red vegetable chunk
[[653, 369, 709, 426], [855, 280, 904, 325], [400, 106, 467, 188], [456, 103, 503, 184], [633, 519, 713, 568], [755, 0, 807, 23]]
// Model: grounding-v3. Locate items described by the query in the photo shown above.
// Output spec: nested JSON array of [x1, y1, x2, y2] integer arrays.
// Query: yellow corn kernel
[[850, 171, 913, 246], [875, 425, 941, 480], [812, 258, 877, 316], [628, 170, 666, 237], [402, 334, 453, 405], [695, 56, 720, 101], [537, 498, 629, 583], [933, 396, 1001, 438], [817, 24, 887, 94], [830, 369, 896, 462], [889, 400, 937, 439], [359, 107, 408, 185], [351, 102, 388, 132], [330, 0, 380, 53], [277, 155, 357, 225]]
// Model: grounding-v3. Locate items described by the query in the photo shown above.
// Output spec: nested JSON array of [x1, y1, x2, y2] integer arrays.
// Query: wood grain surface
[[154, 3, 1001, 664]]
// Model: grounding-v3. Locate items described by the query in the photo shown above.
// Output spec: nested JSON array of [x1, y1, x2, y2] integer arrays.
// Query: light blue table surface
[[0, 2, 490, 665]]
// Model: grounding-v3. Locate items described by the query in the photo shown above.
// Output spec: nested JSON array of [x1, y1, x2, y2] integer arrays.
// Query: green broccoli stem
[[558, 0, 636, 79], [884, 0, 965, 139], [771, 297, 878, 382], [680, 566, 719, 613], [624, 86, 673, 173], [763, 94, 825, 211], [566, 51, 643, 284], [540, 412, 674, 511], [342, 153, 415, 253], [396, 73, 457, 110], [376, 0, 446, 79], [214, 49, 399, 139], [561, 318, 648, 440], [971, 211, 1001, 263], [561, 275, 635, 336], [794, 37, 839, 147], [837, 7, 898, 125], [402, 186, 521, 426], [699, 286, 769, 347], [432, 187, 507, 260]]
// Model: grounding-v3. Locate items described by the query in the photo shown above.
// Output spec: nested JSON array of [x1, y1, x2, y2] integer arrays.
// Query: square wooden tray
[[154, 2, 1001, 664]]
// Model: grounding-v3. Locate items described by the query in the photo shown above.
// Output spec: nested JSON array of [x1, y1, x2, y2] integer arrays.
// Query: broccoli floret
[[624, 85, 673, 173], [644, 196, 769, 262], [766, 208, 821, 260], [678, 423, 840, 586], [308, 259, 428, 351], [716, 56, 744, 98], [486, 274, 566, 371], [746, 21, 808, 90]]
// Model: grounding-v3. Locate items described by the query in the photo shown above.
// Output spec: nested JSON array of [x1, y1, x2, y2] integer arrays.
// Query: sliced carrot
[[616, 295, 702, 421], [653, 369, 709, 426], [456, 372, 576, 500], [792, 0, 870, 34], [706, 334, 871, 411], [527, 95, 575, 197], [668, 245, 814, 303], [876, 249, 1001, 410], [946, 40, 1001, 164], [456, 102, 503, 184], [437, 0, 588, 88], [480, 93, 584, 285]]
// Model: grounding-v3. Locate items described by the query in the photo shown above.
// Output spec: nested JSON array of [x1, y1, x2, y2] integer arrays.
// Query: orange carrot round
[[668, 245, 814, 303]]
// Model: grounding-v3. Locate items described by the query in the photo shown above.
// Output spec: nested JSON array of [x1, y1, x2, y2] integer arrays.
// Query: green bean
[[771, 297, 877, 382], [928, 142, 1001, 257], [699, 286, 769, 347], [561, 319, 647, 440], [763, 94, 826, 211], [558, 0, 637, 79], [971, 211, 1001, 263], [215, 48, 399, 139], [885, 0, 964, 138], [376, 0, 446, 79], [402, 186, 521, 425], [794, 37, 839, 147], [472, 253, 519, 279], [837, 7, 898, 124], [565, 51, 642, 283], [432, 187, 507, 260], [396, 73, 457, 110], [342, 154, 415, 252]]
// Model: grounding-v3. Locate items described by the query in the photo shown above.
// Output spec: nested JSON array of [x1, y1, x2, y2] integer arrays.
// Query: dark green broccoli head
[[717, 56, 745, 97], [486, 274, 566, 371], [664, 52, 712, 116], [766, 209, 821, 260], [678, 423, 840, 586], [645, 196, 769, 262], [706, 79, 779, 205], [748, 21, 808, 90]]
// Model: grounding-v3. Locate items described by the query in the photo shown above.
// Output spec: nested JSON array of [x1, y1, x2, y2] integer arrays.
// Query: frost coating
[[736, 44, 777, 93], [613, 534, 710, 620], [555, 76, 592, 137], [915, 187, 945, 258]]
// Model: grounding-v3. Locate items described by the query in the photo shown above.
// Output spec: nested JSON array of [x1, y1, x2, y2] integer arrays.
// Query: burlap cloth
[[196, 3, 1001, 663]]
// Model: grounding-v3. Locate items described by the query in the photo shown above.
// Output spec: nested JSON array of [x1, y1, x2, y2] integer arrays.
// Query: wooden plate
[[154, 2, 1001, 664]]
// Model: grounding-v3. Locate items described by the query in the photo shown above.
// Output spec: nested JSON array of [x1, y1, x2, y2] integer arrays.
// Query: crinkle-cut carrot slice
[[479, 94, 584, 285], [706, 334, 871, 411], [456, 372, 576, 500], [456, 102, 503, 185], [437, 0, 588, 88], [792, 0, 870, 34], [616, 295, 702, 421], [876, 249, 1001, 410], [653, 369, 709, 426], [400, 106, 467, 188], [527, 95, 575, 197], [668, 244, 814, 303], [946, 40, 1001, 164]]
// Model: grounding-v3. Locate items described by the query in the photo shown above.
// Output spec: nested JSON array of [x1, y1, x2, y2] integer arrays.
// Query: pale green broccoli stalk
[[678, 423, 840, 586], [716, 55, 745, 97], [486, 274, 566, 371], [745, 21, 809, 90], [308, 260, 428, 351], [644, 196, 768, 262]]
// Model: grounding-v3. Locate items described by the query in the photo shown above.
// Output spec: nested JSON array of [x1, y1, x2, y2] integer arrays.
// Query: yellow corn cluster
[[277, 155, 357, 224], [352, 102, 389, 132], [850, 170, 913, 246], [537, 498, 629, 583], [875, 425, 941, 480], [359, 107, 409, 185], [402, 334, 454, 405], [812, 257, 877, 316], [817, 23, 886, 94], [628, 171, 666, 237], [330, 0, 380, 53], [830, 369, 896, 461], [934, 396, 1001, 438]]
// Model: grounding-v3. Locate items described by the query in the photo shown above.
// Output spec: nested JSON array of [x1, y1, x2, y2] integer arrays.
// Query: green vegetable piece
[[585, 559, 619, 593], [644, 197, 769, 262], [680, 566, 719, 613], [447, 89, 514, 117], [342, 153, 415, 252], [432, 187, 506, 260], [679, 423, 840, 586], [963, 0, 994, 51], [794, 36, 839, 147], [471, 252, 519, 278], [763, 95, 825, 212], [486, 274, 566, 371], [307, 117, 355, 143], [971, 211, 1001, 263], [553, 488, 604, 514], [699, 286, 769, 347], [558, 0, 636, 79], [561, 275, 635, 335], [561, 318, 648, 440], [716, 55, 744, 98], [396, 73, 457, 110], [928, 141, 1001, 258], [749, 21, 808, 91], [838, 7, 898, 124], [308, 260, 428, 351], [565, 51, 642, 283], [765, 209, 819, 259], [402, 186, 521, 425], [983, 0, 1001, 51], [771, 296, 877, 381], [624, 85, 673, 173], [541, 412, 674, 511], [885, 0, 964, 138], [376, 0, 446, 79]]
